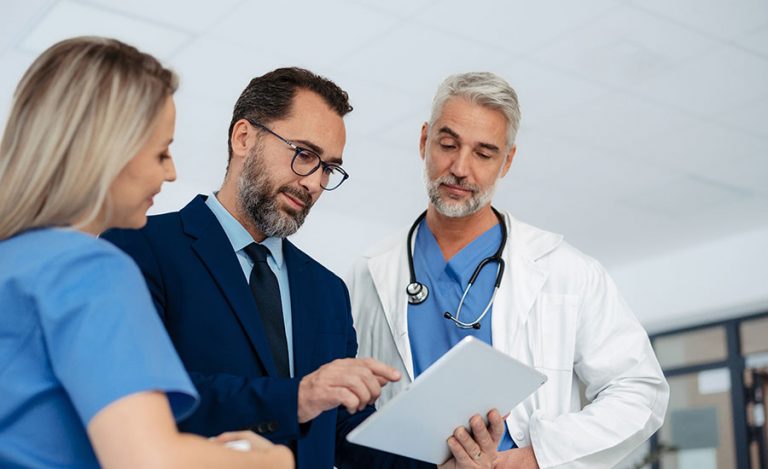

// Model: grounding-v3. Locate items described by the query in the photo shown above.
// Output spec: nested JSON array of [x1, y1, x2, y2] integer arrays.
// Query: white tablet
[[346, 336, 547, 464]]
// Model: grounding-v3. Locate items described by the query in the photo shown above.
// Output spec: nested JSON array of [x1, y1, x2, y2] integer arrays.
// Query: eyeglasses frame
[[247, 120, 349, 191]]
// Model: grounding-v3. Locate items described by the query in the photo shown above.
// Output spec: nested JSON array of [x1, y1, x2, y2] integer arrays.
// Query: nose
[[164, 157, 177, 182], [449, 147, 471, 179], [298, 168, 323, 197]]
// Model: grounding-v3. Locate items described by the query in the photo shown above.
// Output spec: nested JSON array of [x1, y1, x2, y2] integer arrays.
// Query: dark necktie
[[243, 243, 289, 377]]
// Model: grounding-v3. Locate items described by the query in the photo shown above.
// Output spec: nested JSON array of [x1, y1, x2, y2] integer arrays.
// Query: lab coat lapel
[[491, 211, 565, 439], [181, 196, 279, 377], [367, 240, 415, 381], [491, 213, 553, 359]]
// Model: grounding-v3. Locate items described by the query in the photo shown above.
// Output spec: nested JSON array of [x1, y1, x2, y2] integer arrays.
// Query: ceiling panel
[[81, 0, 242, 33], [621, 174, 753, 218], [168, 35, 296, 102], [0, 0, 54, 54], [372, 107, 431, 155], [331, 69, 423, 139], [505, 129, 603, 187], [632, 120, 768, 194], [734, 23, 768, 57], [410, 0, 617, 55], [539, 91, 698, 154], [207, 0, 401, 70], [498, 58, 607, 128], [533, 4, 719, 90], [19, 0, 190, 58], [625, 0, 768, 40], [719, 94, 768, 139], [350, 0, 437, 18], [336, 21, 516, 99], [632, 45, 768, 117]]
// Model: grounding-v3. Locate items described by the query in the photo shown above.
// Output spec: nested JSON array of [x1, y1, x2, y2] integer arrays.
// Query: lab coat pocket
[[530, 294, 579, 371]]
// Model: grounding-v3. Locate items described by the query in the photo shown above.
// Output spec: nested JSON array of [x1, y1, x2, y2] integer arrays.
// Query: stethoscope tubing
[[406, 207, 508, 329]]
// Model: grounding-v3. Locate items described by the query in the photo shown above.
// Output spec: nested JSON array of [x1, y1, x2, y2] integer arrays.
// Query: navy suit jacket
[[103, 196, 429, 469]]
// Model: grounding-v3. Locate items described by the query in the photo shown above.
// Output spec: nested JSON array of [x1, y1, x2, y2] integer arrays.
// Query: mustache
[[433, 175, 479, 193]]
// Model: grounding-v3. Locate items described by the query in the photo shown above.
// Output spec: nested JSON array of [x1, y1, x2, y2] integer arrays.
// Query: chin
[[115, 214, 149, 230]]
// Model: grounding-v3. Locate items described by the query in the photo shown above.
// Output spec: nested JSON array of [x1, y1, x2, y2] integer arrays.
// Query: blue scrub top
[[0, 228, 198, 468], [407, 218, 515, 450]]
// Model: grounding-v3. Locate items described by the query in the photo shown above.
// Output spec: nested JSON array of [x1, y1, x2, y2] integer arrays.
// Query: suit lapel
[[180, 195, 279, 377], [283, 240, 314, 377]]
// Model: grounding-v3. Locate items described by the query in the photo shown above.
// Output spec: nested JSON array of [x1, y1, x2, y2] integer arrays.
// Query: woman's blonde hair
[[0, 36, 177, 239]]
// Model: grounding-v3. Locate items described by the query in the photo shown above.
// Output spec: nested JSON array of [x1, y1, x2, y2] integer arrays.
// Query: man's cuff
[[248, 377, 301, 440]]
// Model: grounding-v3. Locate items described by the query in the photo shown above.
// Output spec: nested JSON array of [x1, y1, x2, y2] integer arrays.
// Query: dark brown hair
[[227, 67, 352, 162]]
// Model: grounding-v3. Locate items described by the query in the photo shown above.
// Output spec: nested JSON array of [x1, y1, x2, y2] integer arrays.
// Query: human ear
[[230, 119, 253, 160], [419, 122, 429, 161], [500, 144, 516, 178]]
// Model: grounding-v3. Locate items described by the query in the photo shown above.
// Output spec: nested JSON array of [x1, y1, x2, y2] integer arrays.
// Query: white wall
[[611, 225, 768, 333]]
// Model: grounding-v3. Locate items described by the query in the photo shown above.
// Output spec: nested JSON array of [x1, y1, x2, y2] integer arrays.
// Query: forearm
[[528, 367, 667, 468], [153, 433, 293, 469], [89, 391, 294, 469]]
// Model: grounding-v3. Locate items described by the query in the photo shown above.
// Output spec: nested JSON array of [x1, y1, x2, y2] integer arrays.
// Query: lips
[[279, 187, 312, 211], [440, 182, 476, 199], [442, 183, 473, 193], [282, 192, 305, 209]]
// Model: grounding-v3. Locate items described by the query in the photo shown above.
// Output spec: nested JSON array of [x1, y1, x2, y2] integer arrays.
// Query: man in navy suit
[[104, 68, 502, 468]]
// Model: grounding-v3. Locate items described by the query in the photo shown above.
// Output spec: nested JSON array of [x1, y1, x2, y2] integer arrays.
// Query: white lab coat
[[346, 211, 669, 468]]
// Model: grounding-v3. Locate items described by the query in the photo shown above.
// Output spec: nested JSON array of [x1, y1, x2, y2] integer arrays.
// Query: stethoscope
[[406, 207, 507, 330]]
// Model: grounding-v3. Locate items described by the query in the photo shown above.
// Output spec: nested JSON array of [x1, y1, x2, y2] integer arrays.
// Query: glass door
[[649, 312, 768, 469]]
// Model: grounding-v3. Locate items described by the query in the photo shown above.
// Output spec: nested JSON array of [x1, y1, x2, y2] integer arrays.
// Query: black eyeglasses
[[248, 120, 349, 191]]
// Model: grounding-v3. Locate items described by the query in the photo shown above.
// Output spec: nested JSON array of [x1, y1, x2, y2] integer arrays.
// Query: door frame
[[650, 310, 768, 469]]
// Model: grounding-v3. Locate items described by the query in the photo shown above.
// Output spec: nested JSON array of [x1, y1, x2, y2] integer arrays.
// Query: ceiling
[[2, 0, 767, 284]]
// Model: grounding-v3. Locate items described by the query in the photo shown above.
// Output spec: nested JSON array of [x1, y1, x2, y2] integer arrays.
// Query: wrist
[[297, 376, 312, 423]]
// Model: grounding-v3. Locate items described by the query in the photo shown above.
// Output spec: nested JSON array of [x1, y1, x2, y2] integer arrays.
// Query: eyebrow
[[438, 126, 460, 139], [293, 139, 343, 165], [438, 126, 500, 153], [478, 142, 500, 153]]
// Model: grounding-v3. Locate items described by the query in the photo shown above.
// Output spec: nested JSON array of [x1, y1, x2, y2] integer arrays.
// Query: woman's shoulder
[[1, 228, 135, 277]]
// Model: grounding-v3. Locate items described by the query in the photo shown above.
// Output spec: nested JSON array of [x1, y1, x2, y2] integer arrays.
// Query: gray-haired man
[[347, 72, 669, 468]]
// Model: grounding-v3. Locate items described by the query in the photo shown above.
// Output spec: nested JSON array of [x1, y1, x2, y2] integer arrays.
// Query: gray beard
[[237, 148, 312, 238], [424, 171, 496, 218]]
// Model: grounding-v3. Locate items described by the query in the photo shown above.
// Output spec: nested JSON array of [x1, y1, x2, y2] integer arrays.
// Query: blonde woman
[[0, 37, 292, 468]]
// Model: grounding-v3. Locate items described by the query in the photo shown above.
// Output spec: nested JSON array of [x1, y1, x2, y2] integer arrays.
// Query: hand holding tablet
[[347, 337, 547, 464]]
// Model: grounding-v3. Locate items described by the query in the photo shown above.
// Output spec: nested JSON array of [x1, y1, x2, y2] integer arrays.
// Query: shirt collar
[[205, 192, 285, 269]]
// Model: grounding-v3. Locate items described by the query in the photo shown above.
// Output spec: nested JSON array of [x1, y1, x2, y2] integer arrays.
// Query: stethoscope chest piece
[[406, 282, 429, 304]]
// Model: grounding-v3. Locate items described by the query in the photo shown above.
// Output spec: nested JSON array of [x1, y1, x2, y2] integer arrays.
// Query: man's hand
[[439, 409, 505, 469], [297, 357, 401, 423], [493, 446, 539, 469]]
